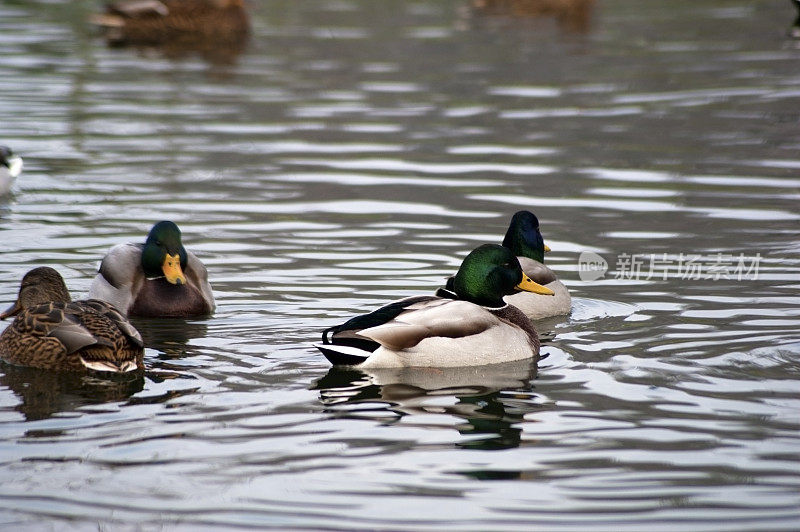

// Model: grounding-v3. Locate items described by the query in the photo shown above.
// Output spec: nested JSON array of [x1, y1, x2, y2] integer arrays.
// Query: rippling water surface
[[1, 1, 799, 529]]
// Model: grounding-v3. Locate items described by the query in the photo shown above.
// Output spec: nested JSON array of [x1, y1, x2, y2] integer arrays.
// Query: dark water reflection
[[129, 316, 209, 357], [0, 363, 144, 422], [316, 360, 538, 450], [1, 0, 799, 529]]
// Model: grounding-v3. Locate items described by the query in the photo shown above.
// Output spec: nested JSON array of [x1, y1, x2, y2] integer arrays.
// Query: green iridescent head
[[502, 210, 549, 263], [141, 221, 187, 285], [453, 244, 553, 307]]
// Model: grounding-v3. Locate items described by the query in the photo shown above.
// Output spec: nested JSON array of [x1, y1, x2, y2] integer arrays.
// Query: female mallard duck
[[0, 146, 23, 196], [90, 0, 249, 47], [0, 267, 144, 372], [87, 221, 215, 318], [316, 244, 555, 368], [499, 210, 571, 320]]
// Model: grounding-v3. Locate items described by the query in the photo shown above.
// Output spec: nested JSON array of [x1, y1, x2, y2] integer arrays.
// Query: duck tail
[[322, 326, 337, 344], [314, 343, 369, 366]]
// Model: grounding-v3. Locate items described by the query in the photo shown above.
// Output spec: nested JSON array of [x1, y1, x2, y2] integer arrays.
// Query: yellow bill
[[162, 253, 186, 285], [544, 243, 551, 253], [516, 274, 555, 296]]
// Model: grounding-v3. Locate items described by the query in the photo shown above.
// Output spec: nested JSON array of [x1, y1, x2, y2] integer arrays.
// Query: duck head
[[1, 267, 71, 319], [501, 210, 551, 263], [141, 221, 188, 285], [452, 244, 554, 308]]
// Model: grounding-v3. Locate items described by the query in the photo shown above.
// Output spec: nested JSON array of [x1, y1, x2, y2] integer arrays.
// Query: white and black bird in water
[[317, 244, 554, 369], [0, 146, 23, 196]]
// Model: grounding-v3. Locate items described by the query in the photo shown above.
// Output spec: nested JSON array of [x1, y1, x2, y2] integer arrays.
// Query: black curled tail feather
[[322, 326, 337, 344]]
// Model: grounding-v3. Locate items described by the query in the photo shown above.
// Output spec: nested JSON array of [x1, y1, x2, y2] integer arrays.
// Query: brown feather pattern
[[94, 0, 249, 46], [0, 268, 144, 373], [1, 300, 144, 372]]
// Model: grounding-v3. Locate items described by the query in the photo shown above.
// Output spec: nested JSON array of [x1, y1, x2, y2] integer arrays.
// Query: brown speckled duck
[[0, 267, 144, 372], [90, 0, 249, 47], [87, 221, 215, 318]]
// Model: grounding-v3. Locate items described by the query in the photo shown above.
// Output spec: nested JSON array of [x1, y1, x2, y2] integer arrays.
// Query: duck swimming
[[437, 211, 571, 320], [90, 0, 249, 47], [0, 267, 144, 372], [0, 146, 23, 196], [499, 210, 572, 320], [87, 221, 215, 318], [316, 244, 554, 368]]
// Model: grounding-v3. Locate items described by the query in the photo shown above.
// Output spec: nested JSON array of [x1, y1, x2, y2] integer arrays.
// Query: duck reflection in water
[[129, 316, 208, 362], [89, 0, 250, 64], [314, 358, 543, 451], [0, 363, 144, 422], [466, 0, 595, 33]]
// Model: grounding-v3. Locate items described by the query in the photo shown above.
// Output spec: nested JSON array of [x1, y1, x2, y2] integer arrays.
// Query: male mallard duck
[[499, 210, 571, 320], [437, 211, 571, 320], [87, 221, 215, 318], [791, 0, 800, 38], [0, 146, 23, 196], [90, 0, 249, 47], [316, 244, 555, 368], [0, 267, 144, 372]]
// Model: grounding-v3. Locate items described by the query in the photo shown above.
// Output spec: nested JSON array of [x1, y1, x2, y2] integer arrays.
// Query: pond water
[[1, 0, 799, 529]]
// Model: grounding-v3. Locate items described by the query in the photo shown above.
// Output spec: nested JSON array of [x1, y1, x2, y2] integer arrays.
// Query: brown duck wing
[[0, 303, 107, 371], [14, 303, 96, 353], [63, 301, 144, 372], [82, 300, 144, 347], [25, 301, 142, 354], [47, 314, 101, 353]]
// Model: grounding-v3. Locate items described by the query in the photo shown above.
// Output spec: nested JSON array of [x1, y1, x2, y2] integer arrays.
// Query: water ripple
[[1, 0, 799, 530]]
